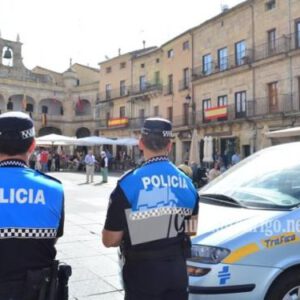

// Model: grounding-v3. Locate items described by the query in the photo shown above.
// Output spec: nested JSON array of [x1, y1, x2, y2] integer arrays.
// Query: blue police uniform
[[0, 112, 64, 299], [105, 155, 199, 300], [104, 117, 199, 300]]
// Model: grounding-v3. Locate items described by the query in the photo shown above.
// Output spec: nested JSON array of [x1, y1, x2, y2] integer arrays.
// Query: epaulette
[[118, 167, 137, 183], [35, 170, 62, 184]]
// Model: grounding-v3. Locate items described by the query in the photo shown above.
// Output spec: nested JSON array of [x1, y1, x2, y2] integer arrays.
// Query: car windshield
[[201, 143, 300, 209]]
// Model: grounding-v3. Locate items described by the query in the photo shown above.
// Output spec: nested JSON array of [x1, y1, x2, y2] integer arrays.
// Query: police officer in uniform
[[0, 112, 65, 300], [102, 117, 199, 300]]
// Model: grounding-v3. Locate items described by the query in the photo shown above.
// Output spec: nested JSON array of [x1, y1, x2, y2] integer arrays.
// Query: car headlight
[[190, 244, 231, 264]]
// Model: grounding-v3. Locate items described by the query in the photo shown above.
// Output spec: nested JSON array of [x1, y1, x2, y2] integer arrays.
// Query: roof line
[[98, 46, 157, 65], [161, 0, 251, 47], [33, 65, 62, 75], [72, 63, 99, 72]]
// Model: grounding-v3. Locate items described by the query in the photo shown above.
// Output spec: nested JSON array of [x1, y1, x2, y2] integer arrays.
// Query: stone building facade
[[191, 0, 300, 165], [0, 35, 99, 138], [1, 0, 300, 164], [97, 0, 300, 164]]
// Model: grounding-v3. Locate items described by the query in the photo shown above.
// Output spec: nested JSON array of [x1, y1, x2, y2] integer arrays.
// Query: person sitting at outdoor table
[[207, 162, 221, 182]]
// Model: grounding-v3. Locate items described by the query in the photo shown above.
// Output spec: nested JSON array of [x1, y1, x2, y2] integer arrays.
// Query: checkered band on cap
[[0, 228, 57, 239], [130, 207, 193, 221], [20, 128, 35, 139]]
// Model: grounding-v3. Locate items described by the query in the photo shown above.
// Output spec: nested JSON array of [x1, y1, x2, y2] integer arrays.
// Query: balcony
[[246, 94, 299, 117], [95, 99, 114, 111], [130, 82, 162, 96], [172, 111, 202, 128], [192, 50, 253, 81], [99, 87, 130, 101], [254, 36, 290, 61], [178, 79, 190, 91], [96, 119, 109, 129], [129, 117, 148, 129]]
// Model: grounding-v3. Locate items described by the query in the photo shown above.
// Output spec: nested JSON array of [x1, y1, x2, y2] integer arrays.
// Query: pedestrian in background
[[54, 151, 61, 171], [207, 162, 221, 182], [100, 151, 108, 183], [40, 148, 49, 172], [29, 150, 37, 169], [102, 117, 199, 300], [84, 149, 96, 183], [231, 150, 241, 165]]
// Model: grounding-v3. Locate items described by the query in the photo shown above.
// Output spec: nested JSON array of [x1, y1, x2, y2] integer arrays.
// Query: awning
[[265, 127, 300, 138]]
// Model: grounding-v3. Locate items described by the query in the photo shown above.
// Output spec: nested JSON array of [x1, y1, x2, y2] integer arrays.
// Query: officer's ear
[[28, 139, 36, 155], [139, 138, 145, 151], [166, 140, 172, 153]]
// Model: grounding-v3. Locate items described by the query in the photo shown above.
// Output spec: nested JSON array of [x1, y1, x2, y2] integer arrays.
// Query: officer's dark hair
[[141, 133, 170, 152], [0, 137, 34, 156]]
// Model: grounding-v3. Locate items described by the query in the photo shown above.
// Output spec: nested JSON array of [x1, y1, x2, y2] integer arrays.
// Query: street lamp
[[185, 94, 196, 126]]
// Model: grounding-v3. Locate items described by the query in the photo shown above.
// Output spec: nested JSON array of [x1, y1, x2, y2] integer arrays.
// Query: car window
[[201, 143, 300, 208]]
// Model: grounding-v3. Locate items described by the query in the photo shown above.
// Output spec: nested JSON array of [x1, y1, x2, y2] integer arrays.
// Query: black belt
[[124, 244, 184, 261]]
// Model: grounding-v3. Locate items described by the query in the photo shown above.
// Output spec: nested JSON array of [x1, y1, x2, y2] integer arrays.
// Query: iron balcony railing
[[254, 35, 290, 61], [96, 119, 109, 128], [130, 82, 163, 96], [246, 94, 299, 117], [99, 87, 130, 101], [178, 79, 190, 91], [192, 50, 253, 80], [96, 94, 300, 129]]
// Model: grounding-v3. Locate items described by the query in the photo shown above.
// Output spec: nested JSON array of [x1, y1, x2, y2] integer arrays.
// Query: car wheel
[[265, 271, 300, 300]]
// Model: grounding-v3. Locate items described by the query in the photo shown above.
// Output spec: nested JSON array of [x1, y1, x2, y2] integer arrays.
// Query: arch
[[75, 99, 92, 116], [2, 47, 14, 67], [39, 98, 63, 116], [76, 127, 91, 138], [38, 127, 62, 137], [7, 94, 35, 112]]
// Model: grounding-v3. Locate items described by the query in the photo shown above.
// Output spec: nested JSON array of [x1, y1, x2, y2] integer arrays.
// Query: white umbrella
[[188, 129, 200, 165], [74, 136, 114, 146], [203, 136, 214, 163], [36, 134, 77, 146], [203, 136, 209, 162], [265, 127, 300, 138], [207, 136, 214, 162], [112, 137, 139, 146]]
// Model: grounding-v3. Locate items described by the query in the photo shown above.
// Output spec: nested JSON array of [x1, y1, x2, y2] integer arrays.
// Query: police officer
[[102, 117, 199, 300], [0, 112, 65, 300]]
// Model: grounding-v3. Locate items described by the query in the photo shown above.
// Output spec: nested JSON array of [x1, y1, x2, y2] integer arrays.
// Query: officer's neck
[[143, 149, 168, 161], [0, 153, 29, 164]]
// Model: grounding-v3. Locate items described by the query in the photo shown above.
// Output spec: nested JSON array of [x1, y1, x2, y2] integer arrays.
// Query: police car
[[188, 142, 300, 300]]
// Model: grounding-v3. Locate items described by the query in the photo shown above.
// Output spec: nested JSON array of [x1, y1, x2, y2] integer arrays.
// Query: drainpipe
[[288, 0, 293, 106], [130, 56, 133, 135], [250, 1, 257, 153], [190, 30, 196, 127], [250, 1, 256, 102]]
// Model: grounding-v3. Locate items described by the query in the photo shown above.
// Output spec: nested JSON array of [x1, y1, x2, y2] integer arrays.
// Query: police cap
[[0, 112, 35, 141], [141, 117, 173, 138]]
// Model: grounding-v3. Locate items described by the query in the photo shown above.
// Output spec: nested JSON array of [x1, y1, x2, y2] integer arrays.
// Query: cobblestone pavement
[[52, 171, 124, 300]]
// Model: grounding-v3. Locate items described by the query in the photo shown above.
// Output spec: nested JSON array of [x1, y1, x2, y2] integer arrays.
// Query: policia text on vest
[[103, 118, 199, 300], [0, 112, 70, 300]]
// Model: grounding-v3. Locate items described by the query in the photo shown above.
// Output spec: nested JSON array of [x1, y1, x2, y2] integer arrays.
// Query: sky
[[0, 0, 244, 73]]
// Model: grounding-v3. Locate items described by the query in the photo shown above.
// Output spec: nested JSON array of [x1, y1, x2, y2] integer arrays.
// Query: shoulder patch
[[35, 170, 62, 184]]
